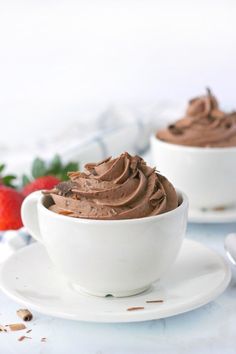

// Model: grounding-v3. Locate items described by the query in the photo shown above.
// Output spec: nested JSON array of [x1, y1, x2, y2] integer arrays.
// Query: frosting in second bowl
[[157, 88, 236, 147]]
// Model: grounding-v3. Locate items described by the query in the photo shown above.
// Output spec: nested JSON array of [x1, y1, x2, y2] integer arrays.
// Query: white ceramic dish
[[151, 135, 236, 210], [188, 206, 236, 223], [0, 239, 230, 323], [21, 191, 188, 297]]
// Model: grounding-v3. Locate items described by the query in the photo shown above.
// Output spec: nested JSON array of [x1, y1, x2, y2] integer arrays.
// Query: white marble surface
[[0, 222, 236, 354]]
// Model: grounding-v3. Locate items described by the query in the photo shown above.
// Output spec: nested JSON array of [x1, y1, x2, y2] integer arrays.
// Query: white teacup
[[151, 135, 236, 210], [21, 190, 188, 297]]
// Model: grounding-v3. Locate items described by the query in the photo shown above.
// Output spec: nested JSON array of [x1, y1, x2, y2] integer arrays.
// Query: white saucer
[[188, 206, 236, 223], [0, 239, 231, 323]]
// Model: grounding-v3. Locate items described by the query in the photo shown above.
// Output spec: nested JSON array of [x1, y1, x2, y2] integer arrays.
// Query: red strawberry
[[22, 175, 60, 197], [0, 186, 24, 230]]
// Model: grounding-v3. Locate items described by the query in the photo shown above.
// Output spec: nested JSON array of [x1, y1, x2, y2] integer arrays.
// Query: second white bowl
[[151, 135, 236, 210]]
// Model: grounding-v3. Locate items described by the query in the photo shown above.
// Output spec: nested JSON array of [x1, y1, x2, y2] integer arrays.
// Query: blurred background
[[0, 0, 236, 171]]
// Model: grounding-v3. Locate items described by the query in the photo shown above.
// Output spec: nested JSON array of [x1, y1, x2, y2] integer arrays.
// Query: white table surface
[[0, 222, 236, 354]]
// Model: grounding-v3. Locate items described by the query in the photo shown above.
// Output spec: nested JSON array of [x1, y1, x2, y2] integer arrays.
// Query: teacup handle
[[21, 191, 43, 243]]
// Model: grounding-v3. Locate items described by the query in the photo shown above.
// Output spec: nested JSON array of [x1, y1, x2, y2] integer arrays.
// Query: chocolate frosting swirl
[[46, 153, 178, 220], [156, 88, 236, 147]]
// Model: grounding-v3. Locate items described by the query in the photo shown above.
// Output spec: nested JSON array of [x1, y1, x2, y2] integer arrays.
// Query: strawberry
[[21, 155, 79, 196], [22, 175, 60, 197], [0, 155, 78, 230], [0, 186, 24, 230]]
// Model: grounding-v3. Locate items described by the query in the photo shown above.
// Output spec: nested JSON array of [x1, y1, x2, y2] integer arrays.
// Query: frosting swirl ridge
[[46, 153, 178, 220], [156, 88, 236, 147]]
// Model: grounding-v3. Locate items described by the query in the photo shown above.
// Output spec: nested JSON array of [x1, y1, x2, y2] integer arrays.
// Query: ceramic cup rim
[[151, 134, 236, 153], [39, 189, 188, 225]]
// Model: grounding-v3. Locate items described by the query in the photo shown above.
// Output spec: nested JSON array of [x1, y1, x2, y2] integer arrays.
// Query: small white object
[[0, 239, 231, 323], [224, 233, 236, 266]]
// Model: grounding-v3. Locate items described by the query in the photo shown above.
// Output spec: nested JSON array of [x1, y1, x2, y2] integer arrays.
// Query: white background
[[0, 0, 236, 146]]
